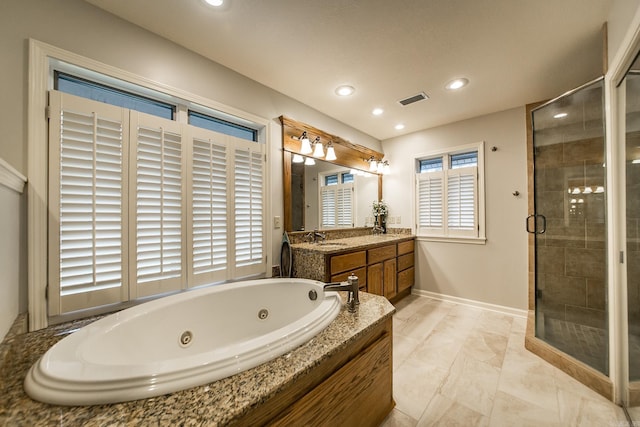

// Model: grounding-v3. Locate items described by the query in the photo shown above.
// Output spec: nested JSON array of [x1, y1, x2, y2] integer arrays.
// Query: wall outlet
[[274, 215, 281, 229], [396, 216, 401, 224], [388, 216, 395, 224]]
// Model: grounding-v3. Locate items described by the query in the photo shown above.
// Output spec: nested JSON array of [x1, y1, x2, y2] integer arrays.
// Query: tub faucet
[[324, 274, 359, 313], [305, 229, 326, 243]]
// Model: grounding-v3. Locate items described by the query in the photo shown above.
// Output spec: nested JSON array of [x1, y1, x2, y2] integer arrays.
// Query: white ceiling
[[85, 0, 612, 140]]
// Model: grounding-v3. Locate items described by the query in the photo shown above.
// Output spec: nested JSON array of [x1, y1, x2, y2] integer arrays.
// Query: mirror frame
[[280, 116, 384, 232]]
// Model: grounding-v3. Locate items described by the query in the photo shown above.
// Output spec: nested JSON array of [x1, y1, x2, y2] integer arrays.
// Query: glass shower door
[[531, 78, 608, 374]]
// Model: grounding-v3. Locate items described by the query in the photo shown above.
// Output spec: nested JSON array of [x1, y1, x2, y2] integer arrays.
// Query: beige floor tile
[[461, 330, 508, 369], [408, 327, 466, 372], [393, 333, 421, 371], [556, 387, 627, 426], [473, 311, 514, 338], [497, 346, 560, 413], [489, 390, 561, 427], [439, 353, 501, 416], [417, 393, 489, 427], [380, 408, 418, 427], [393, 357, 448, 420], [395, 306, 452, 342]]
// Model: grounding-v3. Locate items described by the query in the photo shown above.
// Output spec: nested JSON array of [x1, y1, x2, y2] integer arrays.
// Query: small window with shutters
[[415, 143, 485, 242], [320, 171, 354, 229]]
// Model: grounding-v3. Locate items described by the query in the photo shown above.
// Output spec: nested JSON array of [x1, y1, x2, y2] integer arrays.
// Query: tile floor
[[381, 295, 628, 427]]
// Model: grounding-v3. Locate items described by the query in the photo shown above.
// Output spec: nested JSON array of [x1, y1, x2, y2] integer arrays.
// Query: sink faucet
[[324, 274, 359, 313], [305, 229, 326, 243]]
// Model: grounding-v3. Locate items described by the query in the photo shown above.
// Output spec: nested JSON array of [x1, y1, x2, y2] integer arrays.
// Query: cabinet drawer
[[397, 239, 415, 256], [397, 267, 414, 292], [330, 251, 366, 275], [397, 253, 414, 272], [368, 244, 396, 264], [331, 266, 367, 290]]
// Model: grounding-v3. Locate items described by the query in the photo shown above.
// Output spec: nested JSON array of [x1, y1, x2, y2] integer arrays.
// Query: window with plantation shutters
[[48, 89, 267, 315], [320, 173, 354, 229], [415, 144, 485, 242]]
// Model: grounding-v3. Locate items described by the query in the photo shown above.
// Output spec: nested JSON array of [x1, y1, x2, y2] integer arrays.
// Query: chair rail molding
[[0, 157, 27, 194]]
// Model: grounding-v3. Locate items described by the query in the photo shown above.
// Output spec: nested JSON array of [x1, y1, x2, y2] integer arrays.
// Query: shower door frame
[[525, 79, 614, 401]]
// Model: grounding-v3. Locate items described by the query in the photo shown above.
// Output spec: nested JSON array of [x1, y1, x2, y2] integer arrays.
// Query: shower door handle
[[526, 214, 546, 234]]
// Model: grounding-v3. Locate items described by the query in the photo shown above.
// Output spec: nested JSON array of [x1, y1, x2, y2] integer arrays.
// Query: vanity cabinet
[[320, 237, 414, 302]]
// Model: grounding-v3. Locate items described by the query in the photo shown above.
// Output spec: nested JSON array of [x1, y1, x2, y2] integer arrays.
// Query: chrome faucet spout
[[324, 274, 359, 312]]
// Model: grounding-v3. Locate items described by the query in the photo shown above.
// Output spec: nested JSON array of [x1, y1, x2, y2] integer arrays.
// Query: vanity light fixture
[[292, 154, 304, 163], [595, 186, 605, 193], [304, 157, 315, 166], [445, 78, 469, 90], [382, 161, 390, 174], [298, 131, 313, 155], [376, 161, 384, 174], [312, 137, 324, 158], [368, 156, 378, 172], [326, 142, 337, 161]]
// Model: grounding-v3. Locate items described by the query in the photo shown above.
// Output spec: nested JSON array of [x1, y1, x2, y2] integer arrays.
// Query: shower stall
[[527, 52, 640, 420]]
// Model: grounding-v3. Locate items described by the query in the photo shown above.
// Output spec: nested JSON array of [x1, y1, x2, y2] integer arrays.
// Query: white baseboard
[[411, 288, 528, 318]]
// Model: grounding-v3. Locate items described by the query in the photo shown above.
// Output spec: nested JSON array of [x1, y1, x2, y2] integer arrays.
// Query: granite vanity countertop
[[0, 292, 395, 426], [291, 233, 414, 254]]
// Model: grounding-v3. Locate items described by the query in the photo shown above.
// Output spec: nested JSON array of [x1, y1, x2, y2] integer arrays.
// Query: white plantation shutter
[[417, 172, 444, 233], [337, 185, 353, 227], [321, 186, 337, 228], [132, 113, 184, 297], [234, 141, 265, 276], [447, 167, 477, 235], [189, 129, 228, 285], [48, 91, 127, 315]]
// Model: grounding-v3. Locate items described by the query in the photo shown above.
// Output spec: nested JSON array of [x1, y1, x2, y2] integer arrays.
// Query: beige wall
[[0, 0, 380, 337], [381, 107, 529, 310]]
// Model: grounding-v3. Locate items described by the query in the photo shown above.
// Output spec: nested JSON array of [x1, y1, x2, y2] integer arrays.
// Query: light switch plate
[[274, 216, 281, 229]]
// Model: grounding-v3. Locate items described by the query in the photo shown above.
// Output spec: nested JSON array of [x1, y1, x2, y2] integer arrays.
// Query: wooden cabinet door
[[367, 263, 383, 296], [383, 258, 397, 299]]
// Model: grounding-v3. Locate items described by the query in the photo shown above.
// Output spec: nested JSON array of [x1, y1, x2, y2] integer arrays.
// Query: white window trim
[[412, 141, 486, 244], [28, 39, 272, 331]]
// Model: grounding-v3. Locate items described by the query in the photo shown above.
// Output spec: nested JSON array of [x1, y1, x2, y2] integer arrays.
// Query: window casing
[[415, 142, 485, 243]]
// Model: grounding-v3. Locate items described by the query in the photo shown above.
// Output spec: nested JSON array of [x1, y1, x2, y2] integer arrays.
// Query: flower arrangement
[[372, 200, 388, 217]]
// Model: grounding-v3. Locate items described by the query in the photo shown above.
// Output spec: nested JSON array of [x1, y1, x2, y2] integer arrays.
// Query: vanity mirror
[[280, 116, 384, 232]]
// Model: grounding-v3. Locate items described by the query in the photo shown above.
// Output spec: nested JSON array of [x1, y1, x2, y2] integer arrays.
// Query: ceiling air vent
[[398, 92, 429, 106]]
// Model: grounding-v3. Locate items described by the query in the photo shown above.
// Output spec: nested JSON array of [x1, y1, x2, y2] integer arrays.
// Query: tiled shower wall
[[534, 136, 607, 330]]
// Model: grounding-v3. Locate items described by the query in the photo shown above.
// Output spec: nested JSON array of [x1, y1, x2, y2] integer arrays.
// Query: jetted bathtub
[[24, 278, 342, 406]]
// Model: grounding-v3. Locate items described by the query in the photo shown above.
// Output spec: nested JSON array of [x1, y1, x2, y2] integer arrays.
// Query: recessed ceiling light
[[553, 112, 568, 119], [445, 78, 469, 90], [204, 0, 224, 6], [335, 85, 355, 97], [372, 108, 384, 116], [395, 124, 405, 130]]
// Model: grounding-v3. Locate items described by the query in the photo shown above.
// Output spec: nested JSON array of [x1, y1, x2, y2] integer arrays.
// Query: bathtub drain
[[179, 330, 193, 348], [258, 309, 269, 320]]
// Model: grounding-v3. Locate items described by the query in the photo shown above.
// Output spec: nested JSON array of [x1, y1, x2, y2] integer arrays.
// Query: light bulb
[[383, 161, 390, 174], [304, 157, 315, 166], [377, 162, 384, 174], [369, 158, 377, 172]]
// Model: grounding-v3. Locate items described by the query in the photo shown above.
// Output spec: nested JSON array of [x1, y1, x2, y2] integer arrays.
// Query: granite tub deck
[[291, 234, 415, 282], [0, 293, 395, 426]]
